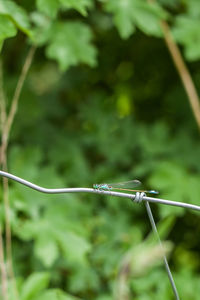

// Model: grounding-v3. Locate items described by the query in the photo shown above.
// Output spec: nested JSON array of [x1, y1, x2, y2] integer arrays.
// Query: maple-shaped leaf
[[46, 21, 97, 71]]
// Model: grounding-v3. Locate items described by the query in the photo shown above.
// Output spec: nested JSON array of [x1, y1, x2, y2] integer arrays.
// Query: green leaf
[[33, 289, 81, 300], [149, 161, 200, 217], [46, 21, 97, 71], [133, 2, 166, 37], [56, 231, 91, 264], [104, 0, 136, 39], [186, 0, 200, 18], [21, 272, 50, 300], [173, 16, 200, 61], [69, 266, 99, 293], [59, 0, 93, 16], [30, 12, 53, 46], [104, 0, 166, 39], [14, 220, 37, 241], [0, 0, 31, 35], [35, 234, 59, 267], [0, 14, 17, 43], [36, 0, 60, 19], [9, 146, 42, 180]]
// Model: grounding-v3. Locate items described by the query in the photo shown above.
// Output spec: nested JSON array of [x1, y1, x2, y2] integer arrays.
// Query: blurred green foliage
[[1, 0, 200, 299]]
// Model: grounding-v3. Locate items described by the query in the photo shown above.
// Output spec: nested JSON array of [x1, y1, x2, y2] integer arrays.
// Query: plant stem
[[5, 46, 36, 140], [0, 45, 36, 300], [0, 228, 8, 300], [147, 0, 200, 130], [0, 59, 9, 300], [160, 21, 200, 130]]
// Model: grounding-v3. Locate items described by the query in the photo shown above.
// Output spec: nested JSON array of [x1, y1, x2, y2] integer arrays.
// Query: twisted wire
[[134, 191, 146, 203]]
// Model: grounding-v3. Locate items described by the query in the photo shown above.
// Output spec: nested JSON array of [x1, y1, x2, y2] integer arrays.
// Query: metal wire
[[0, 170, 200, 212], [133, 192, 179, 299], [145, 201, 180, 300], [1, 169, 199, 300]]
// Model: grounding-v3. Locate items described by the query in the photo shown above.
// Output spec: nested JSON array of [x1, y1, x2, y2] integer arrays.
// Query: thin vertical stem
[[0, 45, 36, 300], [0, 227, 8, 300], [0, 60, 7, 130], [0, 59, 8, 300], [5, 46, 36, 138]]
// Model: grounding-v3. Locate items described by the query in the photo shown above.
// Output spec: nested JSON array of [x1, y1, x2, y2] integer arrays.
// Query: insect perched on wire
[[93, 180, 159, 195]]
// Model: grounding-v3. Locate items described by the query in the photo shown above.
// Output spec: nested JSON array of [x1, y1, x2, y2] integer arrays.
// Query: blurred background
[[1, 0, 200, 299]]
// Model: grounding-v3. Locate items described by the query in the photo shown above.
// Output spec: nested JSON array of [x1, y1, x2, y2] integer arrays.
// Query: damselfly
[[93, 180, 158, 194]]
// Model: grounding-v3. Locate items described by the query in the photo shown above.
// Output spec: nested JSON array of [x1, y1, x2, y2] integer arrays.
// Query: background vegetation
[[1, 0, 200, 299]]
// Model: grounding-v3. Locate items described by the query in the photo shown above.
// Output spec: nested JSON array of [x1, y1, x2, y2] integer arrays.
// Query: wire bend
[[1, 170, 200, 213]]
